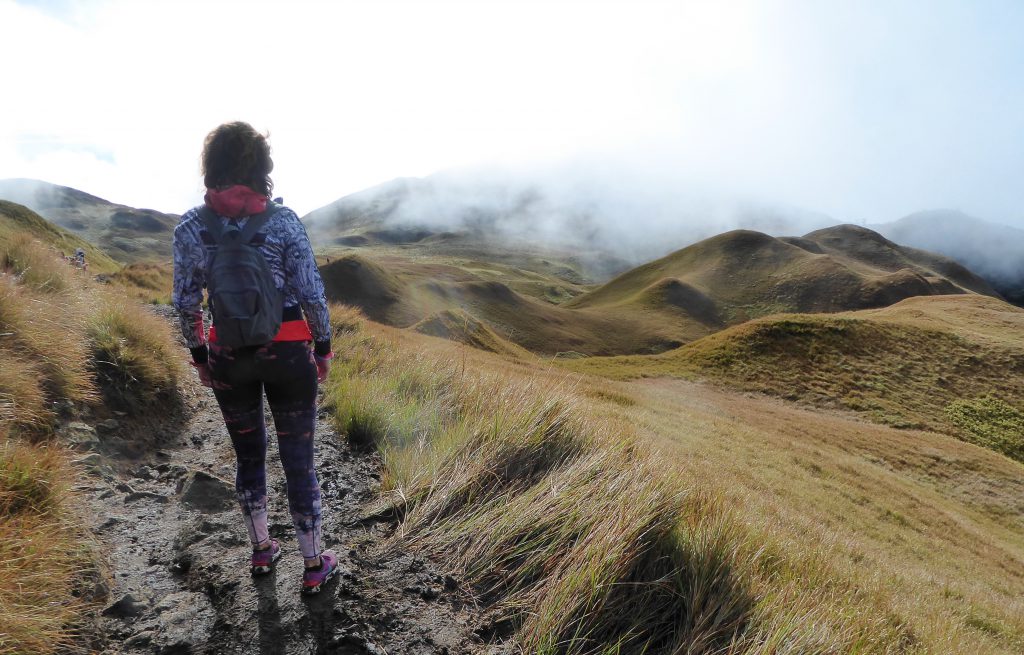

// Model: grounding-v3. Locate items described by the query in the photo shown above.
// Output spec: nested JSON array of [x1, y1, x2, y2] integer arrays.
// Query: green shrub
[[946, 396, 1024, 462]]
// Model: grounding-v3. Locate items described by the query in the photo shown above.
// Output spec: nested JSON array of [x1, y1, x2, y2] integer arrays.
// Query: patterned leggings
[[209, 340, 322, 559]]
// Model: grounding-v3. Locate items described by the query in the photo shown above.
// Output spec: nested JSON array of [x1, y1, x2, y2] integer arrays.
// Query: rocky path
[[74, 366, 483, 654]]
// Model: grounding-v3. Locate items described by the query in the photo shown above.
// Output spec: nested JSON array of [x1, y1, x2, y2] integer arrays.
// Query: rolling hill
[[567, 225, 998, 327], [875, 210, 1024, 306], [567, 294, 1024, 455], [0, 178, 179, 263], [317, 224, 1003, 357], [318, 254, 684, 355]]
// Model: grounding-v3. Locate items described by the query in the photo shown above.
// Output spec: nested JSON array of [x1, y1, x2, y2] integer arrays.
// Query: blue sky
[[0, 0, 1021, 226]]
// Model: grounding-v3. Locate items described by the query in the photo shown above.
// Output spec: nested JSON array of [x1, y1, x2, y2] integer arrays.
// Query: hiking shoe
[[301, 550, 339, 595], [250, 539, 281, 575]]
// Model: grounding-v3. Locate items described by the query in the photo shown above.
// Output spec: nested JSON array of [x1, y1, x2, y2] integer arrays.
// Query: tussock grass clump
[[109, 261, 174, 303], [87, 293, 182, 408], [0, 274, 95, 434], [1, 233, 73, 294], [329, 302, 366, 335], [0, 440, 67, 515], [0, 438, 96, 655], [325, 328, 906, 653]]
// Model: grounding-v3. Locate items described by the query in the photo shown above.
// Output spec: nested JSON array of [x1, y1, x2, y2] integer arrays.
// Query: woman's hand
[[314, 353, 333, 383], [191, 361, 213, 388]]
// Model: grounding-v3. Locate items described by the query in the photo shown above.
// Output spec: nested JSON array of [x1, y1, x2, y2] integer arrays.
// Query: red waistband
[[209, 319, 313, 344]]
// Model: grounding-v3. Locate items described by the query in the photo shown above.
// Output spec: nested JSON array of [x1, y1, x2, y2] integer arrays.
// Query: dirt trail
[[77, 352, 484, 654]]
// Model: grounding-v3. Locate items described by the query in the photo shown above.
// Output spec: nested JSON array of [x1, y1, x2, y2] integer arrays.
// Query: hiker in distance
[[171, 121, 339, 595]]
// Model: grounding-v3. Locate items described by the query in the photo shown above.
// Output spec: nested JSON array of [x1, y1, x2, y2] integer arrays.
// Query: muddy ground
[[71, 324, 492, 654]]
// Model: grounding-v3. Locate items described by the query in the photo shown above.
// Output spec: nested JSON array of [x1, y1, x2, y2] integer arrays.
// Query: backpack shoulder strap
[[198, 205, 225, 243], [238, 201, 280, 243]]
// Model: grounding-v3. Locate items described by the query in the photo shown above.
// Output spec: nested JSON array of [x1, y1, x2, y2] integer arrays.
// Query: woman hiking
[[171, 121, 339, 595]]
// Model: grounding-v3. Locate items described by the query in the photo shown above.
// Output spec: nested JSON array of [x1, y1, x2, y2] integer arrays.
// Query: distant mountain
[[874, 210, 1024, 306], [316, 223, 1000, 357], [303, 172, 838, 281], [567, 224, 998, 330], [0, 179, 178, 263]]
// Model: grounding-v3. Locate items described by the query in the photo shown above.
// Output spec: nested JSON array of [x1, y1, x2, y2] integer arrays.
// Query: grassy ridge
[[565, 295, 1024, 457], [0, 200, 120, 275], [322, 308, 915, 653], [0, 233, 183, 654]]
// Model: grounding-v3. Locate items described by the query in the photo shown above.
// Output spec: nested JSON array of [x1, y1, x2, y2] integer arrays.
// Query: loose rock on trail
[[75, 318, 485, 654]]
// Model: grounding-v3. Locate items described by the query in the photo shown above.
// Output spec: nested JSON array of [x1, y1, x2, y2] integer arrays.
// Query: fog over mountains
[[2, 174, 1022, 308], [303, 167, 839, 273], [873, 211, 1024, 305], [304, 169, 1024, 304]]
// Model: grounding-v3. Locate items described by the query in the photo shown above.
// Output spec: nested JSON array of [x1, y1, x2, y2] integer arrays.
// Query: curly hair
[[201, 122, 274, 197]]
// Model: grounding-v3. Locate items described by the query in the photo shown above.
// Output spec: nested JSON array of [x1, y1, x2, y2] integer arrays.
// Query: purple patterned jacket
[[171, 204, 332, 363]]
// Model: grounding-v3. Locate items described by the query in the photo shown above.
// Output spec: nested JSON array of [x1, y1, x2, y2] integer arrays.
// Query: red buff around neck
[[205, 185, 268, 218]]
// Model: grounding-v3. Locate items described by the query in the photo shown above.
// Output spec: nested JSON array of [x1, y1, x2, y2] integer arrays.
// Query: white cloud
[[1, 0, 1022, 225]]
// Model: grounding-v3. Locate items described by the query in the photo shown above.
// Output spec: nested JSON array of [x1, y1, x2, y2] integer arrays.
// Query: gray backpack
[[199, 202, 283, 348]]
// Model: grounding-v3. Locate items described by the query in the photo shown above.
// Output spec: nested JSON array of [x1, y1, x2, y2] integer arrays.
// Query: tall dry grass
[[0, 233, 74, 294], [87, 293, 182, 408], [1, 236, 182, 421], [109, 261, 174, 304], [0, 267, 95, 436], [0, 233, 183, 654], [323, 311, 911, 654], [0, 434, 95, 655]]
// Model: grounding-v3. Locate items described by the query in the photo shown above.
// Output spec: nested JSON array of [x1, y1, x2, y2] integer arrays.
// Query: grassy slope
[[0, 200, 120, 275], [323, 310, 1024, 653], [0, 179, 178, 264], [323, 317, 908, 653], [629, 377, 1024, 653], [0, 233, 183, 654], [564, 294, 1024, 451]]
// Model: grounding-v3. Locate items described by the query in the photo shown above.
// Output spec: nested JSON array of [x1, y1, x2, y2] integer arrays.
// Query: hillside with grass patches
[[567, 295, 1024, 457]]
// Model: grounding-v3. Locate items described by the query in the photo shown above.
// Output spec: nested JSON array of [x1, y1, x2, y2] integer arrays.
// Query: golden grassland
[[563, 295, 1024, 457], [2, 210, 1020, 652], [0, 234, 182, 655], [628, 377, 1024, 653], [107, 261, 175, 304], [321, 303, 1024, 653]]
